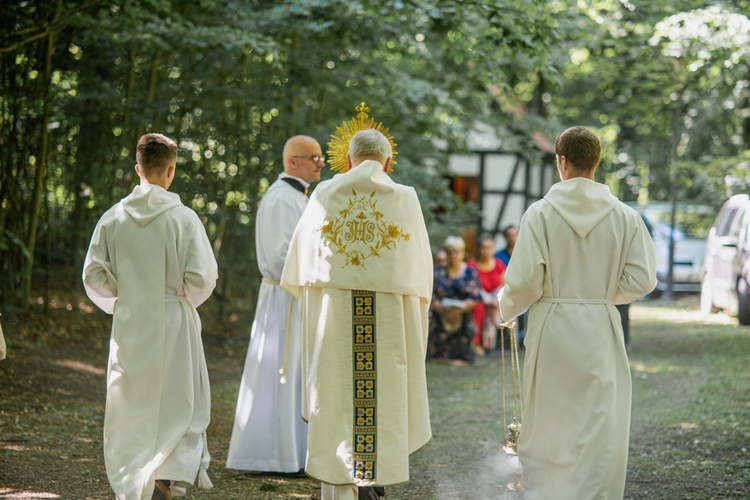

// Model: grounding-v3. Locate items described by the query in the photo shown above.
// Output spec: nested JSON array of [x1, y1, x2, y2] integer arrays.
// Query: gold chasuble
[[281, 160, 433, 487]]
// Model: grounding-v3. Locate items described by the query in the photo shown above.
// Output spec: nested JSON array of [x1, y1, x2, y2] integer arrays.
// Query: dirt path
[[1, 297, 748, 499]]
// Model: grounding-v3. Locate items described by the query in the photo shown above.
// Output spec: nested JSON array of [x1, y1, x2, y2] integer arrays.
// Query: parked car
[[700, 194, 750, 324], [628, 202, 715, 294]]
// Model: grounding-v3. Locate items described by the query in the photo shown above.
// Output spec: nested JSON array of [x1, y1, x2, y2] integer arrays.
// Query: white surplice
[[226, 174, 308, 472], [498, 178, 657, 500], [281, 160, 433, 487], [83, 184, 218, 499]]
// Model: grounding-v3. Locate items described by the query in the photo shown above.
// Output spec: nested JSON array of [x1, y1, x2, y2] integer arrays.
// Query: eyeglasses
[[293, 155, 325, 163]]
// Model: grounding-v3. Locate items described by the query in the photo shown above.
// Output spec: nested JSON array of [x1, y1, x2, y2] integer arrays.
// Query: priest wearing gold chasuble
[[281, 124, 432, 500]]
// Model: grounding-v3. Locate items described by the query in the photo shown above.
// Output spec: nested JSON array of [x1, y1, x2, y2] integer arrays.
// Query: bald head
[[283, 135, 324, 183]]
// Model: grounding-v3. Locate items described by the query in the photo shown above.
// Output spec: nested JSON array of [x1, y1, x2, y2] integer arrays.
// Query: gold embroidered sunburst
[[327, 102, 398, 173]]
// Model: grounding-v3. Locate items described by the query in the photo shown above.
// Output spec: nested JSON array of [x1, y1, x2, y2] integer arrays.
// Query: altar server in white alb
[[282, 129, 433, 500], [83, 133, 218, 500], [498, 126, 657, 500], [226, 135, 324, 474]]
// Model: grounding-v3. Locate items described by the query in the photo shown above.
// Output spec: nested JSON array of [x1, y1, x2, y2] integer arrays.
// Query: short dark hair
[[554, 126, 601, 174], [475, 233, 494, 257], [136, 133, 177, 174], [476, 233, 494, 246]]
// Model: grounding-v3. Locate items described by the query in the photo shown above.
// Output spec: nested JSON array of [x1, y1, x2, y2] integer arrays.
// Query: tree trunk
[[135, 51, 161, 149], [124, 49, 136, 134], [22, 30, 56, 311]]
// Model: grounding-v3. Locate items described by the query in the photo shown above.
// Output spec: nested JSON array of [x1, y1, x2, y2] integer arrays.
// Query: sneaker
[[152, 480, 172, 500]]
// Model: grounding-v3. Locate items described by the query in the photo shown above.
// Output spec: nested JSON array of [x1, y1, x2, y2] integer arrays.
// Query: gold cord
[[500, 320, 523, 455]]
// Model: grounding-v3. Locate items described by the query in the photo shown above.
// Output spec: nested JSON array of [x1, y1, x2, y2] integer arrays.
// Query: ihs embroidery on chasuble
[[352, 290, 377, 481], [317, 190, 410, 269]]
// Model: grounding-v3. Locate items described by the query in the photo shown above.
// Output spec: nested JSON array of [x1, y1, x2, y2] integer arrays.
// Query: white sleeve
[[498, 211, 545, 322], [256, 187, 304, 280], [616, 214, 658, 304], [82, 220, 118, 315], [183, 212, 218, 308]]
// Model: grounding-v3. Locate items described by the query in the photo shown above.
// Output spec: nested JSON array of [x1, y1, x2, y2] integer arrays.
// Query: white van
[[700, 194, 750, 324]]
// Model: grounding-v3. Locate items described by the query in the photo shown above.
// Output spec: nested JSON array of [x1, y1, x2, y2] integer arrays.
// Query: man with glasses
[[227, 135, 324, 476]]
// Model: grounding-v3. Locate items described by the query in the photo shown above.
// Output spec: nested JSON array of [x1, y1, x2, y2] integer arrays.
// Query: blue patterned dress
[[428, 263, 482, 362]]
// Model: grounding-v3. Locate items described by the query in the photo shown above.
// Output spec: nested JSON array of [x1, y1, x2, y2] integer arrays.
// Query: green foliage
[[627, 300, 750, 499], [0, 0, 561, 307], [682, 151, 750, 209], [547, 0, 750, 203], [5, 0, 746, 309]]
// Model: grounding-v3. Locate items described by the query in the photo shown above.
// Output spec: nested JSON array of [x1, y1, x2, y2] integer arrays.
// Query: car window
[[643, 208, 714, 239], [740, 212, 750, 249], [715, 207, 739, 237], [729, 207, 747, 239]]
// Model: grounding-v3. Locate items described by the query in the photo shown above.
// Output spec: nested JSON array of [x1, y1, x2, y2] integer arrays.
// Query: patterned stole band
[[352, 290, 377, 481]]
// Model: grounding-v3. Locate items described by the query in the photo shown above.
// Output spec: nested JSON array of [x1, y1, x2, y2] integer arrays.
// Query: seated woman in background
[[428, 236, 482, 365], [467, 234, 506, 355]]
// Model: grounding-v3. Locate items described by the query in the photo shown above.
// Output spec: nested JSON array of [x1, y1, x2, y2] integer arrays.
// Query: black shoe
[[359, 486, 385, 499], [272, 468, 306, 478]]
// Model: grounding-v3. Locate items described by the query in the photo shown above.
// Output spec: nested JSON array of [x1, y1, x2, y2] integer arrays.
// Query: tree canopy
[[1, 0, 748, 310], [0, 0, 560, 307], [546, 0, 750, 203]]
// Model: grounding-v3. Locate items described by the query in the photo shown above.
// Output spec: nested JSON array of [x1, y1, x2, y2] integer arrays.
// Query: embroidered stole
[[352, 290, 377, 480]]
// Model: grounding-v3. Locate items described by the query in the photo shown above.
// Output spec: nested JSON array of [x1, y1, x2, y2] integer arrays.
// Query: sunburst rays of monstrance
[[327, 102, 398, 173]]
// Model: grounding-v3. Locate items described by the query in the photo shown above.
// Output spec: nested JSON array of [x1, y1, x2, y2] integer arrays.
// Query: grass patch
[[626, 298, 750, 499], [1, 294, 748, 498]]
